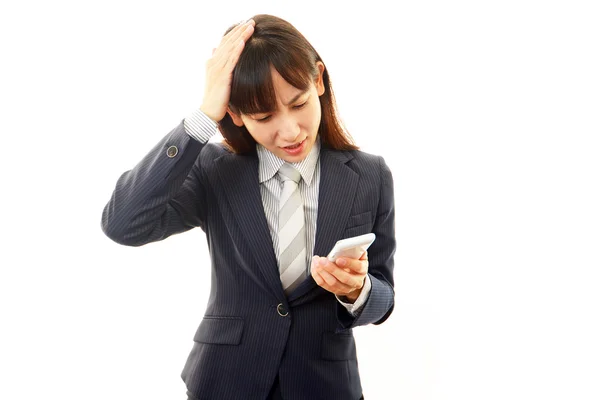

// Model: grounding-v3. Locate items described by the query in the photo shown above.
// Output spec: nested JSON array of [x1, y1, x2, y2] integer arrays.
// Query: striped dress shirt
[[184, 108, 371, 316]]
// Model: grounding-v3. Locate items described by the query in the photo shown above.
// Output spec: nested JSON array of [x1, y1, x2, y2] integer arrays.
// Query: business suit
[[102, 119, 396, 399]]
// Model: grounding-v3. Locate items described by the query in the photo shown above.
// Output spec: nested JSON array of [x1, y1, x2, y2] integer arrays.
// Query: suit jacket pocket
[[346, 211, 372, 229], [193, 316, 244, 345], [321, 331, 357, 360], [342, 211, 373, 238]]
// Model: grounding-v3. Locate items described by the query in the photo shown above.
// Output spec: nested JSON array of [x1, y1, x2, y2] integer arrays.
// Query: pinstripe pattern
[[256, 138, 320, 281], [185, 109, 371, 314], [183, 109, 217, 142], [101, 118, 396, 400]]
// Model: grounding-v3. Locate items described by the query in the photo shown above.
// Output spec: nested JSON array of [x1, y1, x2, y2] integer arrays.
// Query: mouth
[[280, 139, 306, 155], [284, 141, 303, 149]]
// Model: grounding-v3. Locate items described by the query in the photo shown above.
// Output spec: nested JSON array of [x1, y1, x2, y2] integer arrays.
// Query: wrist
[[199, 105, 221, 123], [345, 289, 361, 303]]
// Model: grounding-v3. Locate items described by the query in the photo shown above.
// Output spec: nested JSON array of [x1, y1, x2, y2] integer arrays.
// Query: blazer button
[[277, 303, 288, 317], [166, 145, 178, 158]]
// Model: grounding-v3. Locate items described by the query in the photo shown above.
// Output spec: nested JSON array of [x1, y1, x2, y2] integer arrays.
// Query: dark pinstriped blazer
[[101, 120, 396, 400]]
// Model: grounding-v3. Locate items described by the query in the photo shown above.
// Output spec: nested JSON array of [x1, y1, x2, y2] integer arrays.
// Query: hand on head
[[200, 19, 255, 123]]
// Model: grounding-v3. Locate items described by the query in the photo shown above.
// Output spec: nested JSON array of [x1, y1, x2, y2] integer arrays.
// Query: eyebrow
[[250, 90, 308, 117], [283, 90, 308, 106]]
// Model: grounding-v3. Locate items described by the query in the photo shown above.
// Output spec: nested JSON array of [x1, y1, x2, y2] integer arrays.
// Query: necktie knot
[[278, 163, 302, 185]]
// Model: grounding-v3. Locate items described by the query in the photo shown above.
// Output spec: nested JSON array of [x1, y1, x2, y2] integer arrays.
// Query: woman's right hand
[[200, 19, 255, 123]]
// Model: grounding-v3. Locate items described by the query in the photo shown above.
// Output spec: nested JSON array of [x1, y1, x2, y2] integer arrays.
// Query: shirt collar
[[257, 136, 321, 185]]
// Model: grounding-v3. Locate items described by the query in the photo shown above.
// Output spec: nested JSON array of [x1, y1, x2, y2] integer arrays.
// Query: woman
[[102, 14, 395, 400]]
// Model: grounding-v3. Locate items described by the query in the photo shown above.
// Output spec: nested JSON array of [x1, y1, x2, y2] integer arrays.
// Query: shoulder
[[336, 148, 390, 172], [195, 140, 258, 177], [348, 148, 383, 163], [333, 148, 394, 187], [197, 140, 235, 164]]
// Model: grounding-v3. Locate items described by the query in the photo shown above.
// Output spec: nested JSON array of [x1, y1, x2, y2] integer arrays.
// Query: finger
[[219, 19, 254, 54], [219, 19, 253, 47], [210, 21, 247, 65], [312, 264, 337, 291], [213, 21, 254, 69], [311, 266, 325, 287], [312, 258, 336, 289], [335, 257, 366, 275], [318, 269, 338, 288], [319, 258, 360, 289], [324, 260, 354, 285], [225, 36, 248, 70]]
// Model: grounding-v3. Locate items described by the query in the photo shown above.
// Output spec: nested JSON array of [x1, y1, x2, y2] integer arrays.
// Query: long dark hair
[[218, 14, 359, 154]]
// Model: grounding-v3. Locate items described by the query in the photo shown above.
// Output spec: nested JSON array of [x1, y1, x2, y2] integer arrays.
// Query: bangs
[[229, 40, 316, 115]]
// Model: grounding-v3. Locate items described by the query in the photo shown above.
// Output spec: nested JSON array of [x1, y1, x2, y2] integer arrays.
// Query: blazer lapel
[[215, 152, 284, 301], [288, 147, 358, 304], [215, 146, 359, 305]]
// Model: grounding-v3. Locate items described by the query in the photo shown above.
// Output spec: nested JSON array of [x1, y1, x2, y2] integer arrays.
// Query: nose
[[276, 116, 301, 143]]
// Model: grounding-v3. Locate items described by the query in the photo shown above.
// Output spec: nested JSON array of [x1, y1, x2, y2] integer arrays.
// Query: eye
[[293, 101, 308, 109], [253, 101, 307, 122]]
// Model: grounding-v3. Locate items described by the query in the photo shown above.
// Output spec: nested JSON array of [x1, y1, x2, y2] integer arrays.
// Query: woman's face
[[228, 62, 325, 163]]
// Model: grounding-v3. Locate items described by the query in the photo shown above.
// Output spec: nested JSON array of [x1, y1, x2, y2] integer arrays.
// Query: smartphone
[[326, 233, 376, 262]]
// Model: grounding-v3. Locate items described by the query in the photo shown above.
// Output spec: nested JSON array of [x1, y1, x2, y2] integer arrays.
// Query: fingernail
[[337, 258, 347, 266], [319, 258, 327, 266]]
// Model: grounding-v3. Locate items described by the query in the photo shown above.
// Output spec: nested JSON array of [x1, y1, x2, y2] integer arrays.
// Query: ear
[[227, 107, 245, 127], [315, 61, 326, 96]]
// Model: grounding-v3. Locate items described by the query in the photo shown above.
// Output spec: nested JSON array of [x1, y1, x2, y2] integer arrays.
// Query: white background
[[1, 0, 599, 399]]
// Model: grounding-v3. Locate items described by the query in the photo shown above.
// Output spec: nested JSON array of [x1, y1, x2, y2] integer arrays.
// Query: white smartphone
[[326, 233, 376, 262]]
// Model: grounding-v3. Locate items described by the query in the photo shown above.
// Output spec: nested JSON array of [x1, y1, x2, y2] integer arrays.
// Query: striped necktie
[[277, 163, 307, 296]]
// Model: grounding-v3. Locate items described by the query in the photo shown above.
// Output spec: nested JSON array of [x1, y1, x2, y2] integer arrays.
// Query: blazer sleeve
[[336, 155, 396, 329], [101, 120, 210, 246]]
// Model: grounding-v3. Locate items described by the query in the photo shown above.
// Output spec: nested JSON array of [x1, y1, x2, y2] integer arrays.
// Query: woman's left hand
[[310, 251, 368, 302]]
